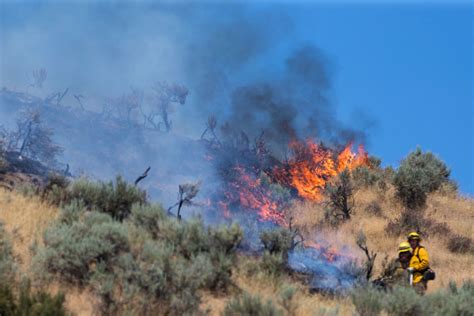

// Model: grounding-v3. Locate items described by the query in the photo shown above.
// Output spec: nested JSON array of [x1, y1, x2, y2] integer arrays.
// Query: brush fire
[[202, 135, 371, 292]]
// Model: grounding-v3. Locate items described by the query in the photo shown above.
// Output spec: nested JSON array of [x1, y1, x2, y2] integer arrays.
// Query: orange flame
[[274, 140, 370, 201], [226, 165, 287, 225], [305, 240, 341, 262]]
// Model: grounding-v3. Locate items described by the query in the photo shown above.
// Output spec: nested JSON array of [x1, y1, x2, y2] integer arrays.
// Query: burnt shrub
[[447, 234, 473, 254], [69, 176, 146, 220], [393, 148, 450, 210], [223, 293, 283, 316], [325, 169, 355, 221]]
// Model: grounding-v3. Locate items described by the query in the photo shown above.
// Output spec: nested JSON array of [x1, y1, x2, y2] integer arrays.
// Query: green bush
[[260, 228, 293, 255], [351, 285, 384, 316], [279, 285, 297, 316], [0, 282, 67, 316], [35, 211, 130, 284], [130, 204, 167, 239], [34, 198, 243, 314], [393, 148, 450, 210], [69, 176, 146, 220], [352, 166, 383, 189], [351, 281, 474, 316], [41, 172, 70, 205], [0, 285, 16, 315], [222, 293, 283, 316], [260, 251, 287, 276], [384, 286, 422, 315]]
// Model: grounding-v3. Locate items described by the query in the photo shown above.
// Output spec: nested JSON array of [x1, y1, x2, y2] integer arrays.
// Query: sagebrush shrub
[[393, 148, 450, 210], [351, 285, 384, 316], [279, 285, 297, 316], [223, 293, 283, 316], [0, 282, 67, 316], [35, 198, 243, 314], [384, 286, 422, 315], [260, 251, 287, 276], [352, 166, 382, 189], [130, 204, 167, 239], [35, 212, 130, 283], [69, 176, 146, 220], [260, 228, 293, 255], [351, 281, 474, 316], [41, 172, 70, 205]]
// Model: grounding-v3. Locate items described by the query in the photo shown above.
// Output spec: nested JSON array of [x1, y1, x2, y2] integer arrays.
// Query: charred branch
[[134, 166, 151, 186], [356, 230, 377, 281]]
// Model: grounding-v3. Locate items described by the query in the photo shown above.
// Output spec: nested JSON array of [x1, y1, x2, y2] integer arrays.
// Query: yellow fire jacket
[[409, 246, 430, 284]]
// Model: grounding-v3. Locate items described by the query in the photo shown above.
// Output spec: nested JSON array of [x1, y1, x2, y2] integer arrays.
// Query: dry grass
[[0, 188, 96, 316], [0, 188, 58, 269]]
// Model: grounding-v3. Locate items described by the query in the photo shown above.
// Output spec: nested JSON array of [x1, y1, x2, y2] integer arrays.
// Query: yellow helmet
[[407, 232, 421, 240], [398, 241, 412, 254]]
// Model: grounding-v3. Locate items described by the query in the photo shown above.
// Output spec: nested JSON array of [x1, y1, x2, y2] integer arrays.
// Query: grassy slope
[[0, 185, 472, 315]]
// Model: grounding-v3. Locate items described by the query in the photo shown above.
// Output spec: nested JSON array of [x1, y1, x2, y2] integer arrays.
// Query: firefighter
[[391, 241, 412, 286], [375, 242, 412, 289], [407, 232, 430, 294]]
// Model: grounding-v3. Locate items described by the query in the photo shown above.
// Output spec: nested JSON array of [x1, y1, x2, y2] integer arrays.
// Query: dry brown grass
[[0, 188, 96, 316], [0, 188, 58, 269]]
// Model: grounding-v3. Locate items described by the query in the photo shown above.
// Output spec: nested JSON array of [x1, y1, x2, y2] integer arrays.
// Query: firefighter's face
[[399, 252, 411, 262], [408, 239, 419, 249]]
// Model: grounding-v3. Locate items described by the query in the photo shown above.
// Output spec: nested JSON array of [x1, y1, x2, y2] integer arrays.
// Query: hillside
[[0, 171, 472, 315]]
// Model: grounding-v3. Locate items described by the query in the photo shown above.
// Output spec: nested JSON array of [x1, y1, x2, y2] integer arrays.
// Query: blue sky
[[286, 3, 473, 194], [1, 1, 473, 194]]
